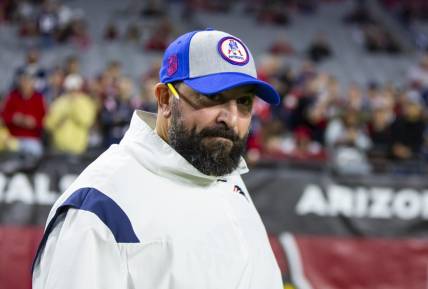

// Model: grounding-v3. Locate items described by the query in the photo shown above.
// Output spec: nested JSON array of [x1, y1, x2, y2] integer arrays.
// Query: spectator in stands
[[1, 71, 46, 156], [70, 18, 90, 49], [343, 2, 373, 24], [363, 23, 401, 54], [269, 33, 294, 55], [367, 104, 393, 166], [257, 56, 286, 124], [105, 60, 122, 82], [390, 91, 426, 161], [257, 55, 283, 84], [141, 0, 165, 17], [103, 21, 119, 41], [145, 28, 169, 51], [326, 107, 372, 174], [408, 53, 428, 99], [16, 1, 38, 37], [320, 75, 344, 119], [38, 0, 59, 49], [100, 77, 135, 147], [305, 100, 329, 145], [148, 16, 173, 50], [95, 60, 122, 103], [64, 55, 81, 77], [195, 0, 231, 12], [56, 2, 75, 43], [125, 23, 142, 45], [288, 76, 331, 144], [386, 0, 428, 26], [14, 49, 47, 93], [44, 66, 65, 103], [306, 32, 332, 63], [257, 3, 290, 26], [281, 126, 326, 161], [0, 0, 18, 23], [346, 83, 368, 111], [294, 59, 317, 86], [138, 77, 158, 112], [136, 60, 161, 112], [44, 74, 96, 154], [253, 120, 286, 159]]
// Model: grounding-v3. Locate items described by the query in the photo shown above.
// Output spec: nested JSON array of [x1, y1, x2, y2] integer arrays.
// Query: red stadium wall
[[0, 227, 43, 289]]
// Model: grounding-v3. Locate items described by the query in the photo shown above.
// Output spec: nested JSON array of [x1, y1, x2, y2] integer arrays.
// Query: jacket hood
[[119, 110, 249, 185]]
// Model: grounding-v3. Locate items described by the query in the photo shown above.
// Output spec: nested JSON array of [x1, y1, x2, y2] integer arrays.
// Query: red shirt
[[1, 89, 46, 139]]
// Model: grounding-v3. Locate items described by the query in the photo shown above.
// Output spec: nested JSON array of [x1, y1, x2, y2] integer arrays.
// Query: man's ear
[[155, 83, 172, 118]]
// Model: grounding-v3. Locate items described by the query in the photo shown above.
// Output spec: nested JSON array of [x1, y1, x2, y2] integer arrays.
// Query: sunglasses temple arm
[[167, 83, 180, 99]]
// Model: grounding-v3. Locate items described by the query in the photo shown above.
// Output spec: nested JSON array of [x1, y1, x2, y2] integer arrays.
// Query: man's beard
[[168, 104, 248, 177]]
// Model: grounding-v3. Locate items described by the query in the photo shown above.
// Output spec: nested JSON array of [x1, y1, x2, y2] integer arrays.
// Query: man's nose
[[216, 99, 238, 129]]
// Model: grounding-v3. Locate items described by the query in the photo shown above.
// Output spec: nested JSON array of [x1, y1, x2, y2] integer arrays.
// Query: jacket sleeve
[[32, 209, 129, 289], [1, 92, 16, 126], [70, 96, 97, 128]]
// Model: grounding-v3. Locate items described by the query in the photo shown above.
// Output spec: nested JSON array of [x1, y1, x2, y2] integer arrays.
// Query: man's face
[[19, 75, 34, 96], [403, 101, 423, 120], [167, 83, 255, 176]]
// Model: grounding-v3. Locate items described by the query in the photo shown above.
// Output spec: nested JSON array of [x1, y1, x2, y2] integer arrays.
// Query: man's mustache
[[198, 126, 241, 142]]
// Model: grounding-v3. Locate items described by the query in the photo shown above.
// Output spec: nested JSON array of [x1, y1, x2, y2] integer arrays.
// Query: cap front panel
[[188, 31, 257, 78]]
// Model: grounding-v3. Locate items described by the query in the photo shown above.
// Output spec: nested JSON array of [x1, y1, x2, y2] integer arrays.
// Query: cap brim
[[183, 72, 280, 105]]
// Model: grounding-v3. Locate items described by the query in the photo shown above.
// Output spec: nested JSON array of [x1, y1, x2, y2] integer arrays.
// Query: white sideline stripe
[[279, 232, 314, 289]]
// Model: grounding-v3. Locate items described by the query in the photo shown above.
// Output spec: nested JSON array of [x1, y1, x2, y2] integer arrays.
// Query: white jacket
[[32, 110, 282, 289]]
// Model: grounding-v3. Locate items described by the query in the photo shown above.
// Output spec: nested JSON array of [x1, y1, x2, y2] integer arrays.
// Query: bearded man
[[32, 29, 283, 289]]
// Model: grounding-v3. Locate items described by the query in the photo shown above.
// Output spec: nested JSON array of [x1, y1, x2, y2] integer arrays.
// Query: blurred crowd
[[0, 49, 159, 157], [379, 0, 428, 53], [248, 53, 428, 174], [0, 0, 90, 49], [2, 0, 428, 175], [0, 0, 177, 51], [2, 47, 428, 175], [382, 0, 428, 26]]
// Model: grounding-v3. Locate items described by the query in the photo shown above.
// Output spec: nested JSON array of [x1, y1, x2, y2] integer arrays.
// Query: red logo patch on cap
[[167, 54, 178, 76], [217, 37, 249, 66]]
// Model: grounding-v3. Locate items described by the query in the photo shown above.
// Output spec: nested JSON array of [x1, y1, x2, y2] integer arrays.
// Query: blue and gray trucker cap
[[159, 28, 280, 105]]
